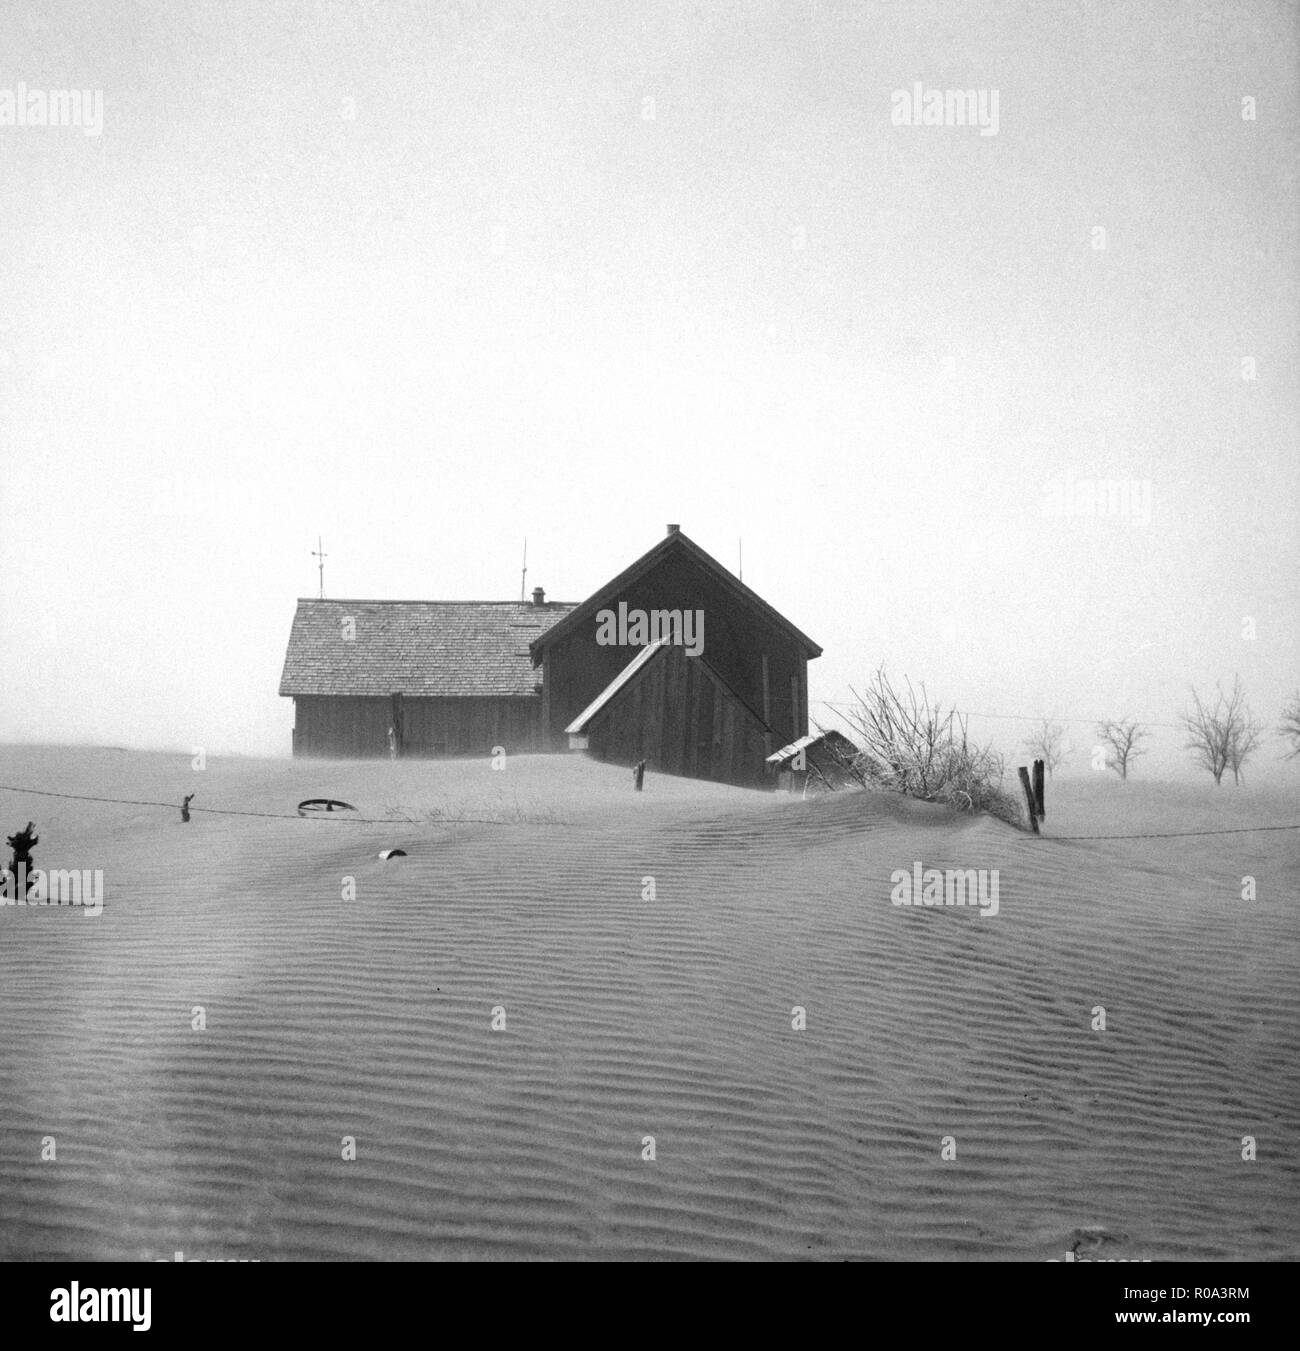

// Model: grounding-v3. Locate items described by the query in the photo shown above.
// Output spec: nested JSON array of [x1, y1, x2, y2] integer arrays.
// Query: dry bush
[[826, 668, 1024, 827]]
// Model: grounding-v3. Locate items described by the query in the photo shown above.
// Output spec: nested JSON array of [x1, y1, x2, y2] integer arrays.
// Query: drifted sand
[[0, 745, 1296, 1261]]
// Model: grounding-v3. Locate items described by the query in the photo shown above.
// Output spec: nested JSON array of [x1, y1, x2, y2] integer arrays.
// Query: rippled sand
[[0, 746, 1296, 1260]]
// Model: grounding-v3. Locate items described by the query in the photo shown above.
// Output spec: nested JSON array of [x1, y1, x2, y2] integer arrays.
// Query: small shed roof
[[765, 730, 857, 765], [279, 599, 576, 699]]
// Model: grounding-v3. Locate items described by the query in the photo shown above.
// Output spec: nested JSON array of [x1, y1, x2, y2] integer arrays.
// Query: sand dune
[[0, 745, 1296, 1260]]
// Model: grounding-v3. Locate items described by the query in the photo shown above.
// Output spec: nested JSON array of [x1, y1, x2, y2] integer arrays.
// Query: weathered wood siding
[[292, 695, 543, 758], [539, 548, 811, 754], [583, 646, 769, 788]]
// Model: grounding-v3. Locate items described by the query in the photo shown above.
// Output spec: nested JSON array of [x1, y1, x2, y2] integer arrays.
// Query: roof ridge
[[293, 598, 580, 606], [528, 530, 821, 660]]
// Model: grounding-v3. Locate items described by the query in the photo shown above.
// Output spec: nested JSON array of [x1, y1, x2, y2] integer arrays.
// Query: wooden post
[[6, 822, 38, 892], [1017, 766, 1040, 834], [1032, 759, 1045, 820], [390, 691, 404, 759], [633, 759, 646, 791]]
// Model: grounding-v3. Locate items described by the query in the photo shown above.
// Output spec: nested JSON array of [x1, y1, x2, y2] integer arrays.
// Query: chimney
[[666, 523, 680, 536], [531, 586, 545, 607]]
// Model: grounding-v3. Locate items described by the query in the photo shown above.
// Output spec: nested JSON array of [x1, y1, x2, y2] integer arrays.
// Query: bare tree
[[1227, 716, 1264, 785], [1023, 718, 1068, 777], [1095, 718, 1150, 780], [1181, 676, 1261, 786], [1280, 692, 1300, 760]]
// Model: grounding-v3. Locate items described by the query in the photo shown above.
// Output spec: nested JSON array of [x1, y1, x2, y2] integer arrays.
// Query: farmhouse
[[278, 525, 822, 786], [278, 595, 574, 758]]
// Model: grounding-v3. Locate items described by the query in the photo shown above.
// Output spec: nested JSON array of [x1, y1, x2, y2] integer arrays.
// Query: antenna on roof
[[520, 537, 527, 603], [738, 537, 743, 582], [312, 535, 327, 599]]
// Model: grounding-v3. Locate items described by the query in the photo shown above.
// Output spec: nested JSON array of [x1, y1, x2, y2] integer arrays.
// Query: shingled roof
[[278, 599, 577, 699]]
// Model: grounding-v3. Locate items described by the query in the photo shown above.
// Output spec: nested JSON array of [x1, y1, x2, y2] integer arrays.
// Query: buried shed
[[765, 730, 860, 792]]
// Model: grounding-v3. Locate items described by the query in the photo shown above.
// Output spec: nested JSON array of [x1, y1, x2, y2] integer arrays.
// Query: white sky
[[1, 0, 1296, 780]]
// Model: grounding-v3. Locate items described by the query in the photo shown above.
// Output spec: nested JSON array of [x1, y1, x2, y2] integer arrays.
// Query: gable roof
[[279, 599, 576, 699], [528, 530, 822, 663]]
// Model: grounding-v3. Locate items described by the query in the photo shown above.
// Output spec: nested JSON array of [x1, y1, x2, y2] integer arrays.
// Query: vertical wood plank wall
[[293, 695, 544, 758], [536, 549, 813, 751], [583, 647, 769, 788]]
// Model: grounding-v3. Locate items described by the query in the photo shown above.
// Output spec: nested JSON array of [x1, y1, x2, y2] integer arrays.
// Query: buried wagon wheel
[[296, 798, 358, 818]]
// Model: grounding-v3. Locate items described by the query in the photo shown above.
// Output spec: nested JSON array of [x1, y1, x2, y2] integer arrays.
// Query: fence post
[[1032, 759, 1045, 820], [1018, 766, 1040, 835]]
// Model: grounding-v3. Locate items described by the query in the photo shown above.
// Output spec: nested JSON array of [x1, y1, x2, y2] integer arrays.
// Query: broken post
[[1032, 759, 1045, 820], [1017, 767, 1040, 835], [6, 821, 38, 894], [181, 794, 194, 823]]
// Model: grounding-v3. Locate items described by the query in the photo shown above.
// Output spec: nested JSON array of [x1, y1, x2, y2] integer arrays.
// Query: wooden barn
[[278, 525, 822, 786], [278, 592, 574, 758], [532, 525, 822, 787]]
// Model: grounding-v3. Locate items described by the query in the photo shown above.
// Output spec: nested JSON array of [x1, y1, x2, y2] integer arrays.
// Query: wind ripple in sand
[[1, 750, 1297, 1260]]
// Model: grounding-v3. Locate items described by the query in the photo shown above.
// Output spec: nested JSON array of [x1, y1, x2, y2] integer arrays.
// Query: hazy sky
[[1, 0, 1296, 778]]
